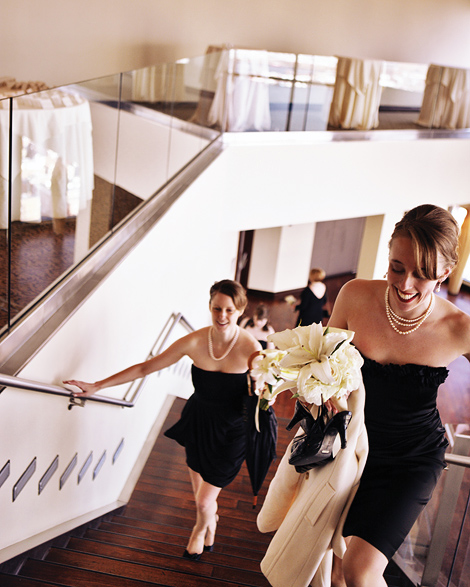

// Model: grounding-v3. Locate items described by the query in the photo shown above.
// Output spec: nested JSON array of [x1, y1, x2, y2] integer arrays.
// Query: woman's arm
[[64, 331, 198, 397]]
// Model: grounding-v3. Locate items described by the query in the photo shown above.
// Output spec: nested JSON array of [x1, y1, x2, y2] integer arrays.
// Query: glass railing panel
[[273, 54, 337, 132], [448, 503, 470, 587], [265, 52, 296, 131], [65, 74, 124, 245], [0, 96, 10, 333], [166, 56, 221, 179], [393, 470, 447, 585], [393, 431, 470, 587], [288, 80, 334, 131], [116, 64, 172, 201], [379, 60, 427, 129], [267, 51, 297, 83], [6, 84, 98, 322]]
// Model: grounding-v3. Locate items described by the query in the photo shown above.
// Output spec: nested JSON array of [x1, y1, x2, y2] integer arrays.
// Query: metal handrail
[[445, 452, 470, 468], [0, 312, 194, 410]]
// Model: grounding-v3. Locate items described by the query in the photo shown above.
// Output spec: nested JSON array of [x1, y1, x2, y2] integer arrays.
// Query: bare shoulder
[[335, 278, 383, 309], [330, 279, 384, 329], [339, 278, 379, 295], [175, 327, 209, 353]]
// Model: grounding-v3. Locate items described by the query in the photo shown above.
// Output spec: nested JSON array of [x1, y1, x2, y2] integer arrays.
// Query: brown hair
[[390, 204, 459, 280], [209, 279, 247, 311]]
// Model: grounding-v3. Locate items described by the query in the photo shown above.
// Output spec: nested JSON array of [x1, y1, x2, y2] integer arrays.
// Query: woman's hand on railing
[[63, 379, 100, 397]]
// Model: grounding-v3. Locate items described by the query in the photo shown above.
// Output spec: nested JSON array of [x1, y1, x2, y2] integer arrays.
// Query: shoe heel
[[333, 411, 352, 449], [286, 400, 312, 431]]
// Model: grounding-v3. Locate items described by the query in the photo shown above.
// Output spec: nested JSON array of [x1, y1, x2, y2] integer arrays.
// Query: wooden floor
[[1, 274, 468, 586]]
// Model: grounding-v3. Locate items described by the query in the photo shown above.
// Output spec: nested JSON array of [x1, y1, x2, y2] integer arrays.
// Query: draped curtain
[[328, 57, 384, 130], [208, 48, 271, 132], [417, 64, 470, 129]]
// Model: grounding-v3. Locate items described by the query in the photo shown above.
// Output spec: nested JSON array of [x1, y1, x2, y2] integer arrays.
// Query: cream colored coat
[[257, 381, 368, 587]]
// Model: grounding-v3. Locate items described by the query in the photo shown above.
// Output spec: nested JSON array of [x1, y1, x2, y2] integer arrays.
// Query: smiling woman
[[257, 204, 470, 587], [64, 279, 262, 561]]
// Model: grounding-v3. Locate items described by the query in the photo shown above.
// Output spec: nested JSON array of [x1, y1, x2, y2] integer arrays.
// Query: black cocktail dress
[[164, 365, 249, 488], [295, 287, 327, 327], [343, 356, 449, 559]]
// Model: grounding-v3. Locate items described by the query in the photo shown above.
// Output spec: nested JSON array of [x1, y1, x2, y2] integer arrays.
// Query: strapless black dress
[[343, 356, 449, 559], [164, 365, 249, 488]]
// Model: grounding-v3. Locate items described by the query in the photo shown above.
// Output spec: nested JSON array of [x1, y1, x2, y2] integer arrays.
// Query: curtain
[[328, 57, 384, 130], [417, 64, 470, 129], [209, 48, 271, 132]]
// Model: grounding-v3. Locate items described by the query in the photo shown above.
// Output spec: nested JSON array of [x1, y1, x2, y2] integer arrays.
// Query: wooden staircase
[[0, 398, 279, 586], [0, 396, 413, 586]]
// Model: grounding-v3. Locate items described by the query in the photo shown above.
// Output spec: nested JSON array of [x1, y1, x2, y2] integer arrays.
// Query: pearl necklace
[[208, 326, 240, 361], [385, 286, 435, 335]]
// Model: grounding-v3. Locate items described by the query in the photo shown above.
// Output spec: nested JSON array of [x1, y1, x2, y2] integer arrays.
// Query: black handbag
[[286, 400, 352, 473]]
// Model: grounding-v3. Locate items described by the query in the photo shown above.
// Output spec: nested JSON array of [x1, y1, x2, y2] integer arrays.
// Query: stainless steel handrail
[[0, 372, 132, 408], [445, 452, 470, 468], [0, 312, 194, 410]]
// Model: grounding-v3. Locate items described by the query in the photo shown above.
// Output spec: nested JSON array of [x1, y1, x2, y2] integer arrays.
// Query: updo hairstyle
[[390, 204, 459, 280], [209, 279, 248, 312]]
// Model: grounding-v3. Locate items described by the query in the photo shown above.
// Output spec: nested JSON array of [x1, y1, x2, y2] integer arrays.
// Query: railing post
[[420, 426, 470, 586]]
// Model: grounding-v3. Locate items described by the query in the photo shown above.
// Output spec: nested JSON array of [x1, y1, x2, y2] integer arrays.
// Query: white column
[[356, 211, 404, 280], [448, 205, 470, 295], [247, 223, 316, 293]]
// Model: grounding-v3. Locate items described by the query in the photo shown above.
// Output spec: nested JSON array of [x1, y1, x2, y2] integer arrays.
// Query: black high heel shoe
[[182, 549, 202, 561], [286, 400, 316, 433], [289, 410, 352, 473]]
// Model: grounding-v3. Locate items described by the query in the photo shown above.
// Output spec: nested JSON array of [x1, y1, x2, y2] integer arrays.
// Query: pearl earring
[[436, 282, 441, 293], [383, 272, 388, 279]]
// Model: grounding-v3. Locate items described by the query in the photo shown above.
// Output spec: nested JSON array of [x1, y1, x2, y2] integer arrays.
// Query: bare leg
[[341, 536, 388, 586], [186, 468, 221, 555]]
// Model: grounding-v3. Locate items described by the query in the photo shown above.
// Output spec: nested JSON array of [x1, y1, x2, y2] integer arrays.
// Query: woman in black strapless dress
[[327, 205, 470, 586], [64, 279, 262, 561], [165, 365, 249, 488]]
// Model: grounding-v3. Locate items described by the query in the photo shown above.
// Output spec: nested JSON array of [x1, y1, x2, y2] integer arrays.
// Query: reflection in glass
[[78, 74, 143, 239], [6, 85, 93, 323], [0, 51, 454, 337], [0, 96, 10, 333]]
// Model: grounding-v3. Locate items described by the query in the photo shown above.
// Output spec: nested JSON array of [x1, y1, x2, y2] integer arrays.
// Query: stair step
[[117, 504, 271, 545], [82, 529, 263, 572], [109, 513, 273, 550], [98, 520, 267, 559], [19, 559, 166, 587], [0, 574, 62, 587], [41, 547, 270, 586]]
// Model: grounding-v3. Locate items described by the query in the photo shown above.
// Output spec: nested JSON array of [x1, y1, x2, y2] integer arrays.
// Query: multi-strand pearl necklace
[[208, 326, 240, 360], [385, 286, 435, 335]]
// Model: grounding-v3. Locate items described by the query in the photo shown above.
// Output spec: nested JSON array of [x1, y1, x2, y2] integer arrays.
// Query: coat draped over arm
[[257, 380, 368, 587]]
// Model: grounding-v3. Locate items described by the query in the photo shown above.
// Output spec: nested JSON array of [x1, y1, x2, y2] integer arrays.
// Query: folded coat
[[257, 380, 368, 587]]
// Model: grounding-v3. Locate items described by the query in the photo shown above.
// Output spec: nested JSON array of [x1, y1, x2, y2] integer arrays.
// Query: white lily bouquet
[[250, 323, 363, 428]]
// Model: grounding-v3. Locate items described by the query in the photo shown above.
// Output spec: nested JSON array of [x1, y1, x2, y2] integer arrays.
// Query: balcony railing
[[2, 49, 470, 341]]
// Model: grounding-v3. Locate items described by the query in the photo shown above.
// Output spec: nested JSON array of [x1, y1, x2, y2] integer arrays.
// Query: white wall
[[220, 133, 470, 230], [2, 0, 470, 87]]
